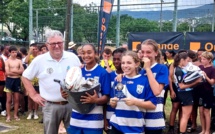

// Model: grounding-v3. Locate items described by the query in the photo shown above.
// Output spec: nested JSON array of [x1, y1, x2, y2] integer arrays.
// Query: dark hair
[[136, 44, 141, 51], [3, 45, 9, 50], [112, 48, 126, 56], [9, 46, 17, 52], [82, 44, 97, 53], [161, 51, 167, 62], [102, 48, 112, 55], [0, 45, 4, 52], [187, 50, 198, 62], [39, 44, 48, 51], [173, 51, 188, 67], [197, 48, 205, 52], [16, 52, 22, 59], [19, 47, 28, 55], [82, 44, 99, 63], [166, 50, 176, 57]]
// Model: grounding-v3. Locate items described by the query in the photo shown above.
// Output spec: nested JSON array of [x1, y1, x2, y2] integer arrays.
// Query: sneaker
[[34, 114, 39, 119], [1, 110, 6, 116], [27, 112, 33, 120]]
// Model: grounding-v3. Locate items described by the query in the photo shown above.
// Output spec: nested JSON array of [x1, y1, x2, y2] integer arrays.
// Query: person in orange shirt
[[0, 56, 5, 116]]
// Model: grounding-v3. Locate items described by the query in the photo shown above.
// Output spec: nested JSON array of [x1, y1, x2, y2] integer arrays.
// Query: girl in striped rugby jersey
[[109, 51, 157, 134]]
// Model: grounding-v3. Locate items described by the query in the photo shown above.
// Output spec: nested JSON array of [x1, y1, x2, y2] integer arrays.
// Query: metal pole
[[116, 0, 120, 48], [160, 0, 163, 32], [1, 1, 3, 44], [29, 0, 33, 46], [97, 6, 100, 46], [212, 0, 215, 32], [65, 0, 71, 50], [70, 0, 73, 41], [36, 10, 39, 42], [172, 0, 178, 32]]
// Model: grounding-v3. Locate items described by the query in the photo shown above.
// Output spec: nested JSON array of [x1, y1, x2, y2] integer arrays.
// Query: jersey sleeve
[[175, 67, 184, 83], [155, 65, 169, 85], [144, 83, 157, 106], [99, 71, 111, 96]]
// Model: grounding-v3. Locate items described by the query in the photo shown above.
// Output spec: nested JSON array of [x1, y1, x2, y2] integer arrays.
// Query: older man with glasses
[[22, 29, 81, 134]]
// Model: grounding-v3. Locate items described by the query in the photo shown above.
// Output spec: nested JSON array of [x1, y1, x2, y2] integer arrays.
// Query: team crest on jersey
[[94, 76, 99, 84], [136, 85, 144, 94], [47, 68, 53, 74]]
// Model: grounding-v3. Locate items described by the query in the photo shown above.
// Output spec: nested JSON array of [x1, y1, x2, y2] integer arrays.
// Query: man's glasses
[[48, 41, 64, 47]]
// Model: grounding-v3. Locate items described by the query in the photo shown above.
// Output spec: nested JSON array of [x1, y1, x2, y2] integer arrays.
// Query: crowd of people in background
[[0, 29, 215, 134]]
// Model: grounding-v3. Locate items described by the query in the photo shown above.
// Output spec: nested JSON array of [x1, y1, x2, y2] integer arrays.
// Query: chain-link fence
[[2, 0, 213, 47]]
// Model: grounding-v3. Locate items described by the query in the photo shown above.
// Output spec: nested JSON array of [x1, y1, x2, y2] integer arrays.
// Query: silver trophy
[[54, 78, 100, 114]]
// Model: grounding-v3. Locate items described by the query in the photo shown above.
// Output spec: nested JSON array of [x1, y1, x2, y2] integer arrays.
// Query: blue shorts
[[5, 77, 21, 92], [67, 126, 103, 134]]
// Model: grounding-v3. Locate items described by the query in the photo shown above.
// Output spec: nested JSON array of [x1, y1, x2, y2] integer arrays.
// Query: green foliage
[[0, 0, 214, 43], [196, 24, 212, 32], [177, 22, 190, 32]]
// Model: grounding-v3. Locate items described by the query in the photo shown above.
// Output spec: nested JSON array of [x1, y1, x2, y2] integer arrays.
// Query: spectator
[[198, 51, 215, 134], [25, 43, 40, 120], [67, 41, 77, 55], [0, 54, 5, 116], [165, 50, 175, 65], [4, 46, 24, 122], [39, 44, 48, 54], [1, 45, 10, 61], [100, 48, 115, 73]]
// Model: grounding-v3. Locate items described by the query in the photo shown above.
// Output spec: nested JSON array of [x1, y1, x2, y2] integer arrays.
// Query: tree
[[177, 22, 190, 32], [162, 21, 172, 32], [195, 24, 211, 32]]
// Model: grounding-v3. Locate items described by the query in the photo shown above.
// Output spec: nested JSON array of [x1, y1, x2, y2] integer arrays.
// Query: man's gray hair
[[45, 29, 64, 42]]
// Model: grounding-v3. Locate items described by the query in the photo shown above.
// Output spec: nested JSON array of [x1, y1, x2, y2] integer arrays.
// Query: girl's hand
[[104, 119, 109, 132], [110, 97, 119, 108], [80, 90, 98, 104], [122, 98, 137, 106], [115, 74, 123, 82], [170, 90, 176, 99], [142, 57, 151, 70], [60, 88, 68, 99], [201, 71, 207, 79]]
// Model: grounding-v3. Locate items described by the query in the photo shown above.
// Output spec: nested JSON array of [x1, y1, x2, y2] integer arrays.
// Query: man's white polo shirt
[[22, 51, 81, 102]]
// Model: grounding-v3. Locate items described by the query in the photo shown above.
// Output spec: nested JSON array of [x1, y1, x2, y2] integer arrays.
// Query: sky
[[73, 0, 214, 11]]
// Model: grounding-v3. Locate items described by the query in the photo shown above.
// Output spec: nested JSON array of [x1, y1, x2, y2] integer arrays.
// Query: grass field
[[0, 96, 204, 134]]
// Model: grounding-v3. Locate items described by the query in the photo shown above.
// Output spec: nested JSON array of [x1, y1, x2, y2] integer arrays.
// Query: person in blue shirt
[[66, 44, 111, 134], [173, 51, 201, 134], [140, 39, 169, 134], [109, 51, 157, 134], [105, 48, 126, 133]]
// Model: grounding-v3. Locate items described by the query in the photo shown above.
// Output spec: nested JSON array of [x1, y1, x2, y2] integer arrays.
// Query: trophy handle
[[53, 79, 68, 91]]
